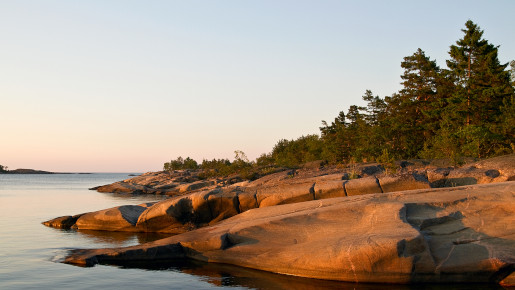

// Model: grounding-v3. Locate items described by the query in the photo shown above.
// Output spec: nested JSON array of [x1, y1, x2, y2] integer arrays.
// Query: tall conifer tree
[[446, 20, 513, 127], [386, 49, 442, 157], [444, 20, 514, 157]]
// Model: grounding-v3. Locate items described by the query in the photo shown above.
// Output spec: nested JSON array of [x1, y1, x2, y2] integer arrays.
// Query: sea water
[[0, 174, 503, 290]]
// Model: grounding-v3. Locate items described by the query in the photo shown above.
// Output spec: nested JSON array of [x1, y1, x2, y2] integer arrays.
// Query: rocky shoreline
[[44, 155, 515, 285]]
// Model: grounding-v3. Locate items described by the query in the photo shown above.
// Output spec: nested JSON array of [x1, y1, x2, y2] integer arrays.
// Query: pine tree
[[401, 48, 442, 134], [320, 111, 348, 163], [362, 90, 387, 126], [361, 90, 387, 159], [444, 20, 514, 157], [446, 20, 513, 127], [385, 49, 442, 158]]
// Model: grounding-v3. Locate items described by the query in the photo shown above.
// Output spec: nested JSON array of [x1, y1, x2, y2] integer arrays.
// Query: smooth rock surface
[[44, 154, 515, 234], [42, 214, 83, 229], [90, 155, 515, 199], [73, 205, 149, 232], [378, 173, 431, 193], [345, 176, 382, 196], [64, 182, 515, 285]]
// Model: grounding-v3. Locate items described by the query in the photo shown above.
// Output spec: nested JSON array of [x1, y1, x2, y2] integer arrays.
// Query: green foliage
[[496, 95, 515, 152], [271, 135, 324, 168], [510, 60, 515, 87], [163, 151, 264, 180], [163, 156, 198, 171], [320, 111, 349, 163], [386, 49, 443, 157], [319, 20, 513, 163], [456, 125, 493, 158], [418, 128, 465, 167], [183, 157, 199, 170], [376, 149, 396, 175], [347, 158, 360, 180], [162, 21, 514, 174], [419, 127, 457, 159], [256, 153, 274, 167], [231, 150, 256, 180], [445, 20, 513, 129], [0, 164, 8, 173], [198, 158, 232, 178], [320, 91, 388, 163]]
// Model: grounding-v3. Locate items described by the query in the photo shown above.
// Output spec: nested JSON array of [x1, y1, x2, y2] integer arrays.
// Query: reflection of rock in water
[[114, 259, 503, 290], [76, 229, 173, 246]]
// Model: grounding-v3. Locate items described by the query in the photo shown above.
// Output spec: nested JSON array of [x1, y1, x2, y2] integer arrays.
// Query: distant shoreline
[[0, 169, 92, 175]]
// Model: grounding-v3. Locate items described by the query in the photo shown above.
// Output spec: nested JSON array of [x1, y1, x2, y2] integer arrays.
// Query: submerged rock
[[63, 182, 515, 285]]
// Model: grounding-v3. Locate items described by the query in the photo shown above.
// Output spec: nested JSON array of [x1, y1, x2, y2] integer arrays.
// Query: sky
[[1, 0, 514, 172]]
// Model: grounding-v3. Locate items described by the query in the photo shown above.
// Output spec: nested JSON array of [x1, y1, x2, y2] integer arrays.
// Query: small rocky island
[[0, 167, 55, 174], [0, 166, 90, 174], [44, 155, 515, 286]]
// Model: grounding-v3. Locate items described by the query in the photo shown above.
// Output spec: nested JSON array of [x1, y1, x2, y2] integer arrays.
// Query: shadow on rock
[[397, 202, 515, 284], [444, 177, 477, 187]]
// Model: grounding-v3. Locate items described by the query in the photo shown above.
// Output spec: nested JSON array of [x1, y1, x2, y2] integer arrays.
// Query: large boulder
[[378, 173, 431, 193], [92, 171, 218, 195], [344, 176, 382, 196], [444, 166, 501, 187], [426, 167, 452, 188], [73, 205, 149, 231], [472, 154, 515, 181], [177, 180, 216, 193], [135, 190, 215, 233], [256, 182, 315, 207], [313, 179, 346, 199], [42, 214, 83, 229], [94, 181, 153, 194], [64, 182, 515, 285], [206, 189, 241, 224]]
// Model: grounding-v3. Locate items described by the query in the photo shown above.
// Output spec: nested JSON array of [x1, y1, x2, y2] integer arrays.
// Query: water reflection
[[110, 259, 503, 290], [51, 228, 504, 289], [75, 229, 173, 246], [99, 192, 171, 203]]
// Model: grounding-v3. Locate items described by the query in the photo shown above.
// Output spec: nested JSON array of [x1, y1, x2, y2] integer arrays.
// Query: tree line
[[164, 20, 514, 176]]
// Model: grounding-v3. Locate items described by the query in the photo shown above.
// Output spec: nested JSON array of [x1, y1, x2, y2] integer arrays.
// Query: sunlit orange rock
[[64, 182, 515, 285]]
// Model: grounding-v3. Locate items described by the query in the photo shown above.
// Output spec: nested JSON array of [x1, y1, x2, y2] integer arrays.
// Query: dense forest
[[164, 21, 514, 176]]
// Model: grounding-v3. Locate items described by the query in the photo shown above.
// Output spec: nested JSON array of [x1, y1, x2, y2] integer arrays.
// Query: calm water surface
[[0, 174, 504, 290]]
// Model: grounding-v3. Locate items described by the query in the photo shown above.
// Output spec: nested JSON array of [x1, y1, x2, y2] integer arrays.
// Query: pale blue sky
[[1, 0, 514, 172]]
